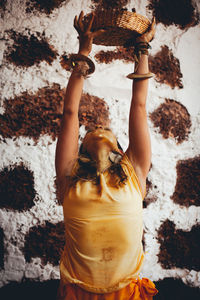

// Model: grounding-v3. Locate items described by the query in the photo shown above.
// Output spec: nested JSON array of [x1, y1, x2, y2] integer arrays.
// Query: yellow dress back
[[60, 154, 144, 294]]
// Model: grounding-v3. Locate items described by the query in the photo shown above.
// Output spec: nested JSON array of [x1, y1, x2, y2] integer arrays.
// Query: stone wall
[[0, 0, 200, 299]]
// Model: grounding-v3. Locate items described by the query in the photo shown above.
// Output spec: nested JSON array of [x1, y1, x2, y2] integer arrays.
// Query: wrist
[[78, 50, 89, 57], [68, 54, 95, 78]]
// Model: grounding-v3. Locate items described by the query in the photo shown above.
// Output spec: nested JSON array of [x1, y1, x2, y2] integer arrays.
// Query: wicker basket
[[86, 10, 150, 46]]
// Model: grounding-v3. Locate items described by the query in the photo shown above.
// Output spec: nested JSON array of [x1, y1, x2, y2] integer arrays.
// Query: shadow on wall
[[0, 278, 200, 300], [0, 280, 59, 300], [154, 278, 200, 300]]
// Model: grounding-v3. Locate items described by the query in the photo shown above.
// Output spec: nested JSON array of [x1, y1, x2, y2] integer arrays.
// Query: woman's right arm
[[55, 12, 104, 201], [55, 66, 84, 179]]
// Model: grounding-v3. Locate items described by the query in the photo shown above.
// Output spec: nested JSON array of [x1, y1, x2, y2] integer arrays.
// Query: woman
[[55, 11, 158, 300]]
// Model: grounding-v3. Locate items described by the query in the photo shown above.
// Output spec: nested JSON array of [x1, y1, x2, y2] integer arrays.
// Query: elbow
[[132, 101, 147, 109], [131, 103, 147, 117], [62, 108, 76, 116]]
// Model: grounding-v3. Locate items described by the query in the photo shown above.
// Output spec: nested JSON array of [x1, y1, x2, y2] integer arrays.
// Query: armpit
[[54, 175, 68, 205]]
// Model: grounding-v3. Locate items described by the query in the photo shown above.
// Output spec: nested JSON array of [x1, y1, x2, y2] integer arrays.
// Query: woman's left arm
[[126, 18, 156, 197]]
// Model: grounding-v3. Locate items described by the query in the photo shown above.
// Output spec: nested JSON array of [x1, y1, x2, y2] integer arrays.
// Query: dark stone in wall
[[0, 83, 110, 142], [0, 163, 37, 211], [0, 0, 6, 16], [95, 47, 134, 64], [149, 99, 191, 144], [143, 177, 158, 208], [147, 0, 199, 29], [157, 220, 200, 271], [143, 194, 157, 208], [149, 45, 183, 89], [79, 93, 110, 130], [0, 280, 59, 300], [154, 278, 200, 300], [26, 0, 66, 14], [91, 0, 129, 10], [171, 156, 200, 207], [23, 221, 65, 266], [61, 48, 135, 66], [146, 177, 152, 193], [0, 0, 6, 9], [0, 83, 64, 142], [0, 227, 4, 269], [142, 231, 145, 250], [6, 30, 58, 67]]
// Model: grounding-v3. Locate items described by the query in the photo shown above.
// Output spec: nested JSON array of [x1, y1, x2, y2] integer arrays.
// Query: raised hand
[[74, 11, 105, 57], [136, 17, 156, 44]]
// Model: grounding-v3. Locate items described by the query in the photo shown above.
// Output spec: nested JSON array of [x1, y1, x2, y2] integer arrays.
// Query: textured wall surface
[[0, 0, 200, 299]]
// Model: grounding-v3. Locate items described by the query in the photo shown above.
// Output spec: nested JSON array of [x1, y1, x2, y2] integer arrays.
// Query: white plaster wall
[[0, 0, 200, 289]]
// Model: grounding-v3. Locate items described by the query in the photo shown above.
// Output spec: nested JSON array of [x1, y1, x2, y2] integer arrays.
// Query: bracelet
[[135, 42, 151, 55], [126, 41, 152, 79], [126, 72, 154, 80], [133, 41, 151, 72], [68, 54, 95, 78]]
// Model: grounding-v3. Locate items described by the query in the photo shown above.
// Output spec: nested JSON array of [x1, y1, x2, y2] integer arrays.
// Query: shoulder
[[123, 151, 146, 199]]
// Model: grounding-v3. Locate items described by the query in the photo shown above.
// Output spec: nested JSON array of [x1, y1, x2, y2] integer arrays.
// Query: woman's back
[[60, 154, 144, 294]]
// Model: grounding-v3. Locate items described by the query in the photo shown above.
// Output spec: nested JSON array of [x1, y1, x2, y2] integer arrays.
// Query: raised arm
[[55, 11, 104, 201], [126, 18, 156, 197]]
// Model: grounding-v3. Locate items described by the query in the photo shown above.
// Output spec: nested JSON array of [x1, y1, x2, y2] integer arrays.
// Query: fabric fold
[[57, 277, 158, 300]]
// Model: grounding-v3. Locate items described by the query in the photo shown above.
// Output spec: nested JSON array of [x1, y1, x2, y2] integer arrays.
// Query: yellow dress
[[58, 154, 158, 299]]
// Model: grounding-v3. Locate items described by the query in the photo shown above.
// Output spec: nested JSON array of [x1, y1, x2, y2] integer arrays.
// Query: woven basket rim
[[84, 10, 150, 46], [88, 10, 150, 31]]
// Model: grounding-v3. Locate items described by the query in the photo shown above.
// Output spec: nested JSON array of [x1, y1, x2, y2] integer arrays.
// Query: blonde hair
[[68, 143, 127, 187]]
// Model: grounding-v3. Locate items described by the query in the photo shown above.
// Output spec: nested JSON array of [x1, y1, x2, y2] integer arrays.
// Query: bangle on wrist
[[126, 41, 151, 78], [67, 54, 95, 78], [126, 72, 154, 80]]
